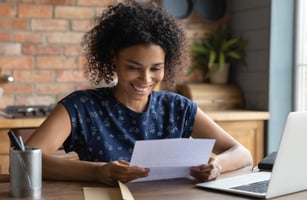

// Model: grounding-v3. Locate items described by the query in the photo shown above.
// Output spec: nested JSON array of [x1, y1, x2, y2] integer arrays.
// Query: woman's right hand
[[98, 160, 150, 186]]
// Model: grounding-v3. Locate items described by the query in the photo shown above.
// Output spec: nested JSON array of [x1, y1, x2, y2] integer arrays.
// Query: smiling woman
[[113, 44, 165, 112], [25, 0, 252, 186]]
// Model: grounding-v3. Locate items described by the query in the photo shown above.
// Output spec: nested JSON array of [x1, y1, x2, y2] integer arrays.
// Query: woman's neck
[[111, 87, 150, 113]]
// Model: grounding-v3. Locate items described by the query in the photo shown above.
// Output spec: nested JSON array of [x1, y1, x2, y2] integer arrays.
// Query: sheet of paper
[[130, 138, 215, 182]]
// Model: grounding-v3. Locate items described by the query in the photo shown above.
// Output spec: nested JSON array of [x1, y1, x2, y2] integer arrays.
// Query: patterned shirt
[[60, 87, 197, 162]]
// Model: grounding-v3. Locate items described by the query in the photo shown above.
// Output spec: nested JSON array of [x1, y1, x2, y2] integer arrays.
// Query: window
[[295, 0, 307, 111]]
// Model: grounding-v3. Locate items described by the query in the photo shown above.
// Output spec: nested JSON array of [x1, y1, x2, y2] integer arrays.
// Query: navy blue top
[[60, 87, 197, 162]]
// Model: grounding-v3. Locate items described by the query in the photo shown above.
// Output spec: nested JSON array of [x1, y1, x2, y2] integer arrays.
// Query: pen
[[7, 130, 23, 151], [18, 136, 25, 151]]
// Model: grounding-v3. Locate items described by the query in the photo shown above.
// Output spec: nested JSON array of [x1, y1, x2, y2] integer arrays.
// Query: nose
[[139, 70, 151, 82]]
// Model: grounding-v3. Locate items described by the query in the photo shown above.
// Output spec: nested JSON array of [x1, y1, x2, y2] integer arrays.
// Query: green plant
[[189, 26, 248, 79]]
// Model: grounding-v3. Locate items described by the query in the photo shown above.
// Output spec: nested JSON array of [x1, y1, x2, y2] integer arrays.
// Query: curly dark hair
[[81, 0, 190, 89]]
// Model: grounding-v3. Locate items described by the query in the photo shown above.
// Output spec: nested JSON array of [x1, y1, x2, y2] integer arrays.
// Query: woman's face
[[113, 43, 165, 105]]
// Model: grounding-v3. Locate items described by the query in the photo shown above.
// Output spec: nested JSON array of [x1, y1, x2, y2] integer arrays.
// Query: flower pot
[[209, 64, 229, 84]]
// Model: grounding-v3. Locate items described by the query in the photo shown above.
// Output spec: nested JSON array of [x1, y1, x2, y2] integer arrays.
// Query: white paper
[[130, 138, 215, 182]]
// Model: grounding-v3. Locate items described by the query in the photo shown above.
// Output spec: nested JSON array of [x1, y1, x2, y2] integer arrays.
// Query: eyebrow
[[126, 59, 164, 67]]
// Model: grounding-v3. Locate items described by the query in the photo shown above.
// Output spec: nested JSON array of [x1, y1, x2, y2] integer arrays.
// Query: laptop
[[196, 111, 307, 199]]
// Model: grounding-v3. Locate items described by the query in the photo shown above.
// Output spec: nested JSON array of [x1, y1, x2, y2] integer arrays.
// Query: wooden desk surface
[[1, 167, 307, 200]]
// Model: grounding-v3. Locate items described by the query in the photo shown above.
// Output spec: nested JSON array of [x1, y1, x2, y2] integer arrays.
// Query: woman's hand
[[98, 160, 150, 186], [190, 157, 222, 181]]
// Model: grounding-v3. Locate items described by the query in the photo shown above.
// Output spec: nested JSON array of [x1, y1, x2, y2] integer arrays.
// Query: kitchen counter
[[0, 110, 269, 174], [0, 110, 269, 129], [206, 110, 269, 121], [0, 117, 45, 129]]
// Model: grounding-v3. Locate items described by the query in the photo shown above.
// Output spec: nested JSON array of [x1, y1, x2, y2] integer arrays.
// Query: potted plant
[[189, 26, 248, 84]]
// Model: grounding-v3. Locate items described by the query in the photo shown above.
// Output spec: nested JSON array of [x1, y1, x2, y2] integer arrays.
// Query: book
[[257, 151, 277, 170]]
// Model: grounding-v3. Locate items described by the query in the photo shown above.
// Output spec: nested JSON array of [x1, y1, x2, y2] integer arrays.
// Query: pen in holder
[[8, 130, 42, 199]]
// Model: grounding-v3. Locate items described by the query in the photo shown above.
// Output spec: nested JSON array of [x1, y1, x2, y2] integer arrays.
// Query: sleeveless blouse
[[60, 87, 197, 162]]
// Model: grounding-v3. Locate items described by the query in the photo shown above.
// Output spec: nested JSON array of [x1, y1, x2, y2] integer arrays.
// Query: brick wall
[[0, 0, 227, 109]]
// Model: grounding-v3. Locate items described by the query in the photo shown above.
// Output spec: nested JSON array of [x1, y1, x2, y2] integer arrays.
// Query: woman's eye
[[151, 67, 161, 71], [128, 66, 140, 70]]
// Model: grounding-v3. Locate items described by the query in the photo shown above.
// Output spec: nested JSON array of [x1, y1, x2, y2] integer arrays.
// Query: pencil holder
[[9, 147, 42, 199]]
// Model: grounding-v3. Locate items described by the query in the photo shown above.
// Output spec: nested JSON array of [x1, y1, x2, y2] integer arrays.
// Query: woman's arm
[[25, 104, 149, 185], [190, 107, 253, 180]]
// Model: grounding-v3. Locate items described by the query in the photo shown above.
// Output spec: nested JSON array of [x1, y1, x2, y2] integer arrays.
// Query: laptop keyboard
[[231, 180, 269, 194]]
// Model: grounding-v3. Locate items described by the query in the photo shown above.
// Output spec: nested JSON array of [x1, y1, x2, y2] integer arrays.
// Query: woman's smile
[[130, 83, 153, 93]]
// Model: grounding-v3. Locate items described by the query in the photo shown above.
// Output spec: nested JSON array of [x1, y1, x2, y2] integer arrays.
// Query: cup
[[9, 147, 42, 199]]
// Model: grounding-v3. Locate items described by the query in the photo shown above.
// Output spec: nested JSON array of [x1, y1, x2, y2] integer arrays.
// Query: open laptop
[[196, 111, 307, 199]]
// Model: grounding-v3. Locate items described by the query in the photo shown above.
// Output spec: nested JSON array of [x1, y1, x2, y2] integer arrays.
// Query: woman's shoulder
[[61, 87, 113, 103], [152, 90, 194, 104]]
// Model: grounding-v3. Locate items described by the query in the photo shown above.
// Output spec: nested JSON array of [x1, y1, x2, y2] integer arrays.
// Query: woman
[[26, 0, 252, 186]]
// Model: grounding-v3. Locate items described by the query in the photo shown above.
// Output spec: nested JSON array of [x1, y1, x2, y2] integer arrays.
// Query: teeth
[[133, 85, 150, 92]]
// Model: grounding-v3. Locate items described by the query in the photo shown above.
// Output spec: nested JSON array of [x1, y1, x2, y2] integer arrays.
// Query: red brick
[[76, 83, 92, 90], [0, 32, 11, 41], [35, 0, 74, 5], [35, 83, 75, 95], [0, 43, 22, 55], [22, 44, 63, 55], [1, 84, 33, 95], [77, 0, 112, 6], [0, 57, 33, 69], [13, 32, 44, 43], [71, 20, 93, 31], [18, 5, 52, 18], [0, 3, 16, 17], [56, 70, 87, 82], [55, 6, 95, 19], [14, 70, 54, 82], [0, 19, 28, 30], [15, 95, 56, 106], [36, 56, 77, 69], [17, 0, 34, 3], [47, 32, 83, 44], [0, 96, 14, 109], [77, 56, 86, 69], [31, 19, 69, 31], [64, 44, 81, 56], [0, 68, 11, 75]]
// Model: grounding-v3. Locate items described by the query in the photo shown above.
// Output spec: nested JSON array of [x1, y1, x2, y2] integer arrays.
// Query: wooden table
[[1, 167, 307, 200]]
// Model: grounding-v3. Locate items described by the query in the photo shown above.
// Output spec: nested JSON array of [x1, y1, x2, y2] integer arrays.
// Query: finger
[[190, 164, 212, 172], [118, 160, 129, 166], [114, 164, 150, 182]]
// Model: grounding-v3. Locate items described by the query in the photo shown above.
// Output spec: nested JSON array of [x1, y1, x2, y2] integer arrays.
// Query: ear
[[110, 50, 117, 67]]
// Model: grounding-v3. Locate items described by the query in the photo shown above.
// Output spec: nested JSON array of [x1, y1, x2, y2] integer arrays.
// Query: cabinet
[[0, 118, 45, 174], [206, 111, 269, 165]]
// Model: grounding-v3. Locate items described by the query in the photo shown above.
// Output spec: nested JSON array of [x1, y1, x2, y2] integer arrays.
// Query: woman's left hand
[[190, 157, 222, 181]]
